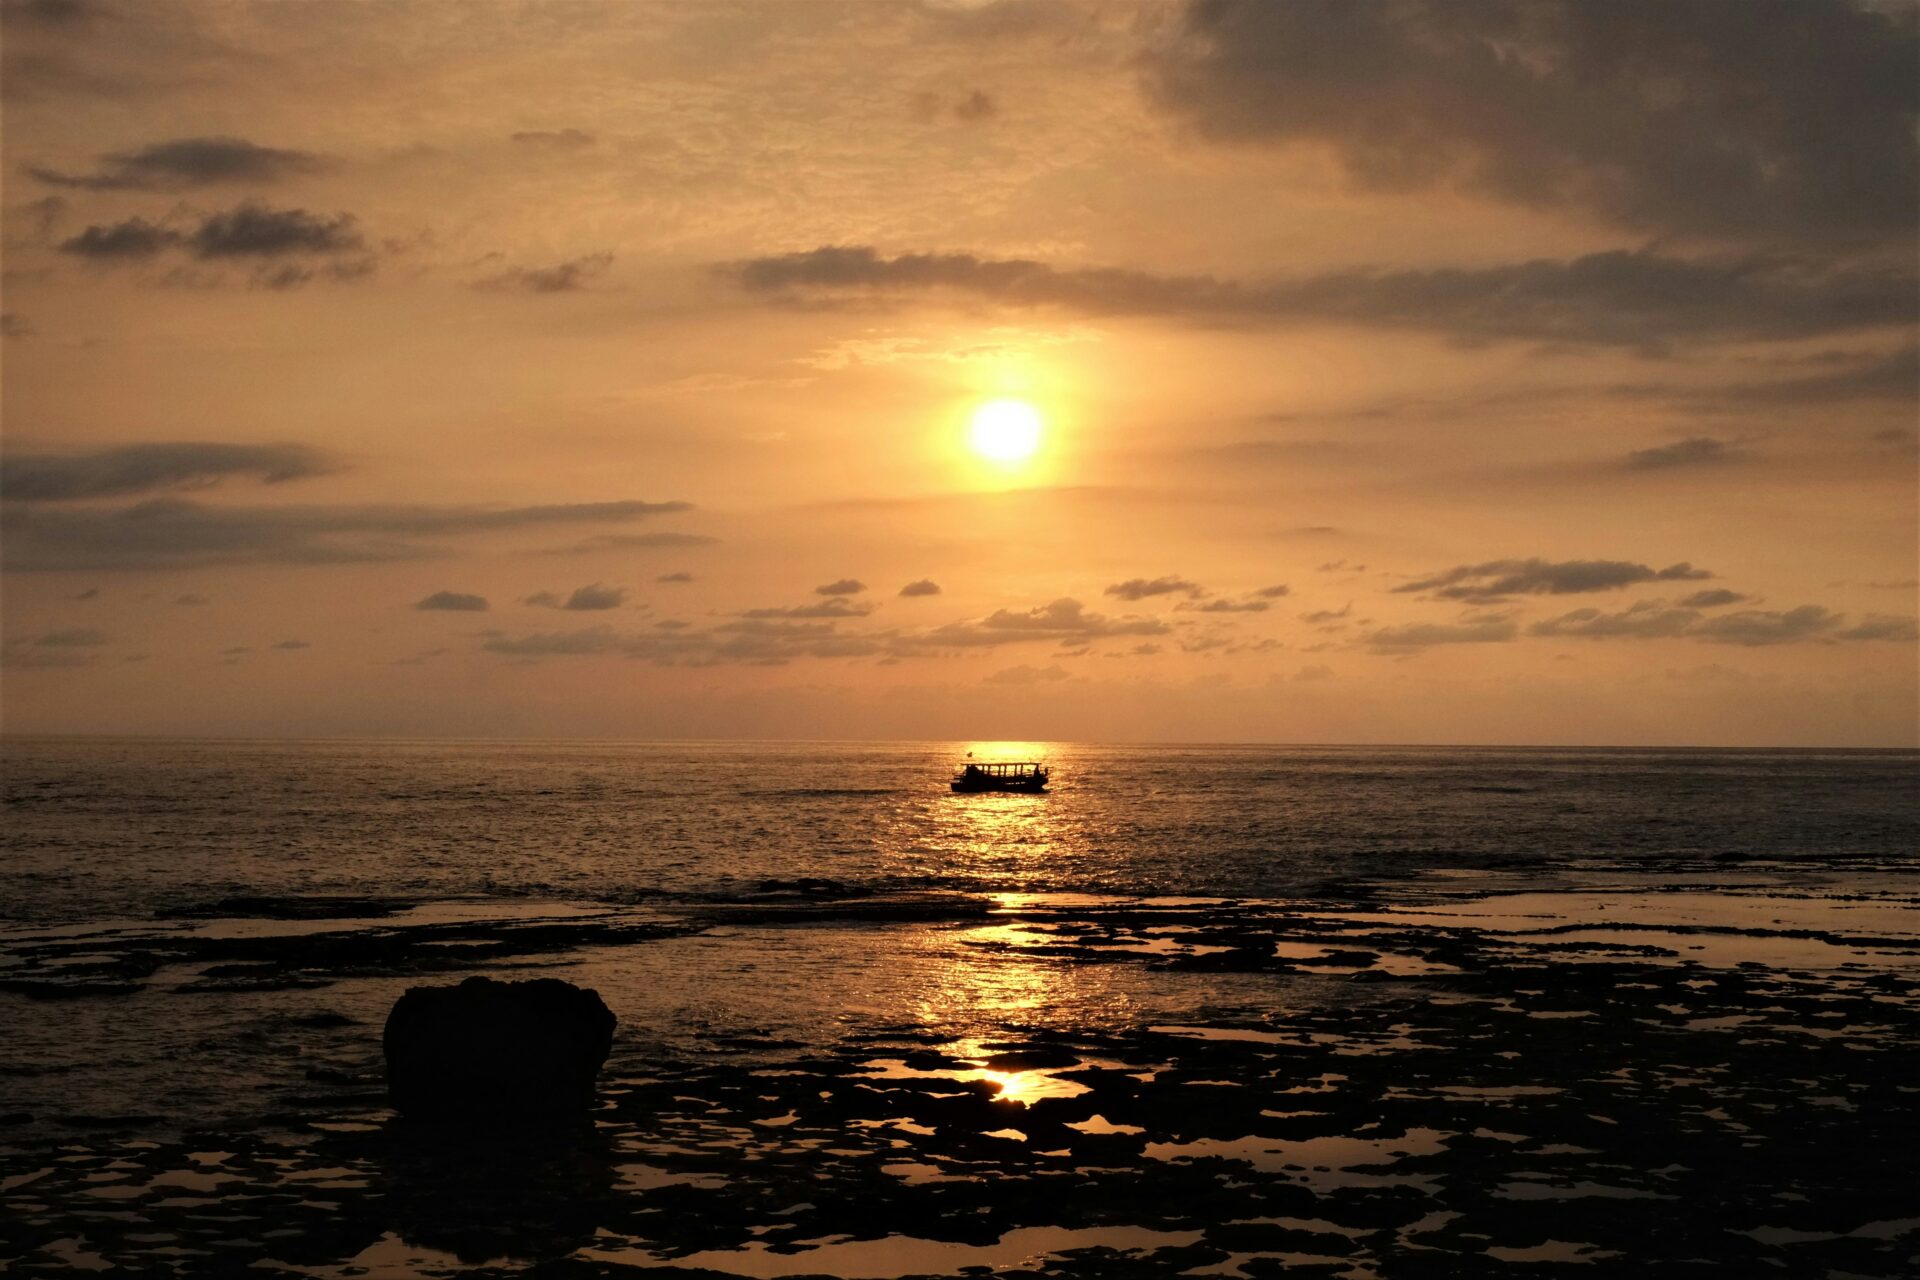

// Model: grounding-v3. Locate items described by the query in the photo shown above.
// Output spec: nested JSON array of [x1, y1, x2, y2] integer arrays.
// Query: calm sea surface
[[5, 739, 1916, 924]]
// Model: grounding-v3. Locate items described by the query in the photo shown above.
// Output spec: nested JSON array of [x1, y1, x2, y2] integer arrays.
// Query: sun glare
[[968, 399, 1044, 463]]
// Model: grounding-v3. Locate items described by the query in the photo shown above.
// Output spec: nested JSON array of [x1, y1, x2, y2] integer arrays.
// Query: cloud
[[743, 598, 875, 619], [30, 626, 109, 647], [1530, 601, 1699, 640], [1365, 615, 1518, 649], [1301, 603, 1351, 624], [59, 203, 368, 278], [1, 625, 109, 668], [1393, 558, 1710, 603], [482, 619, 885, 666], [1719, 345, 1920, 406], [985, 663, 1069, 685], [270, 639, 310, 650], [58, 217, 179, 258], [2, 313, 35, 339], [560, 583, 626, 611], [1679, 589, 1750, 609], [1, 497, 693, 571], [1178, 598, 1269, 613], [815, 578, 867, 596], [2, 442, 332, 501], [28, 137, 325, 190], [1253, 583, 1290, 598], [173, 593, 209, 606], [509, 129, 595, 149], [415, 591, 488, 612], [913, 597, 1170, 649], [1624, 437, 1739, 471], [190, 203, 361, 257], [1294, 664, 1334, 682], [1534, 599, 1913, 645], [1837, 614, 1919, 642], [899, 578, 941, 597], [475, 252, 612, 293], [953, 89, 998, 122], [1691, 605, 1845, 646], [537, 530, 714, 555], [722, 245, 1917, 348], [1104, 575, 1202, 601], [1142, 0, 1919, 241], [657, 571, 694, 583]]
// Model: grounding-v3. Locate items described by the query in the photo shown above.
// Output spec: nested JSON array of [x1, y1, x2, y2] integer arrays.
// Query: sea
[[6, 738, 1916, 922], [3, 739, 1918, 1277]]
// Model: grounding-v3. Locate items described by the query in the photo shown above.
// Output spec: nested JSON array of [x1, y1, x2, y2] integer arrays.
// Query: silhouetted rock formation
[[383, 977, 614, 1123]]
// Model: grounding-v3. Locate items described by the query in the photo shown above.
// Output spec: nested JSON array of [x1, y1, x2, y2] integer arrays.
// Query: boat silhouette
[[950, 761, 1049, 794]]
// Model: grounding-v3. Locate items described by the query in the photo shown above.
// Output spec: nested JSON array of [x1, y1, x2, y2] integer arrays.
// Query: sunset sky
[[2, 0, 1915, 744]]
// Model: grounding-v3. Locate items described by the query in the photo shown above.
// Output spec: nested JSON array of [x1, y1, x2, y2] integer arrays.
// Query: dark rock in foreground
[[382, 976, 615, 1123]]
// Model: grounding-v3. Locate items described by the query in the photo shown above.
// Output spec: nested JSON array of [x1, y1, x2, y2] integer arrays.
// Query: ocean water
[[4, 739, 1919, 1277], [5, 738, 1916, 923]]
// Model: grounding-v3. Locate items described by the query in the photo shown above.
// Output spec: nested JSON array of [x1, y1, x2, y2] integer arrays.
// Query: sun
[[968, 399, 1044, 463]]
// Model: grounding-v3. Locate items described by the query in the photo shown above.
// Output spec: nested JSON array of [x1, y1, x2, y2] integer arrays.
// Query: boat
[[950, 760, 1049, 793]]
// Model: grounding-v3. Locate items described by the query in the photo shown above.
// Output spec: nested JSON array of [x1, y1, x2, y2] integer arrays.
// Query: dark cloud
[[1365, 615, 1518, 649], [1679, 589, 1750, 609], [2, 497, 694, 571], [723, 245, 1915, 348], [28, 137, 325, 190], [2, 442, 332, 501], [1837, 614, 1920, 642], [815, 578, 867, 596], [913, 597, 1170, 649], [475, 252, 612, 293], [1691, 605, 1845, 646], [743, 598, 875, 619], [1533, 600, 1911, 645], [31, 626, 109, 647], [270, 639, 310, 650], [1624, 437, 1740, 471], [1301, 604, 1351, 624], [953, 89, 998, 122], [560, 583, 627, 611], [1104, 575, 1202, 601], [1143, 0, 1919, 241], [2, 312, 35, 338], [1177, 598, 1269, 613], [59, 203, 365, 269], [1719, 345, 1919, 406], [509, 129, 595, 149], [59, 217, 180, 258], [657, 571, 694, 583], [1254, 584, 1291, 598], [1531, 601, 1698, 639], [190, 203, 361, 257], [899, 578, 941, 597], [1394, 558, 1710, 603], [415, 591, 489, 612]]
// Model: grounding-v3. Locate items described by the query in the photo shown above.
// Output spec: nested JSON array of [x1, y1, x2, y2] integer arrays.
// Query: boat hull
[[950, 779, 1048, 794]]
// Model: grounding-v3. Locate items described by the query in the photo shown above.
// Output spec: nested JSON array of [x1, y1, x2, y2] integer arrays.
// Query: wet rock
[[382, 977, 615, 1124]]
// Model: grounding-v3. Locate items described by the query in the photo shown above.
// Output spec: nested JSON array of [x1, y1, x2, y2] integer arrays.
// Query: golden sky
[[2, 0, 1915, 744]]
